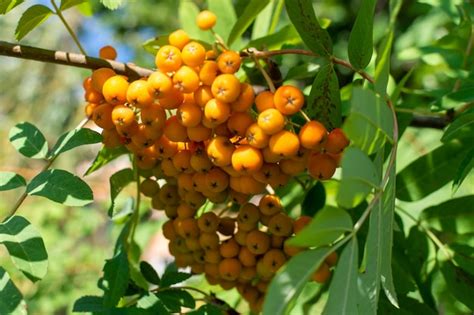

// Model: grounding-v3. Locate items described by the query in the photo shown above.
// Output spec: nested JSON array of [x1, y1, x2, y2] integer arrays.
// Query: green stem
[[269, 0, 285, 34], [3, 118, 90, 222], [129, 157, 141, 243], [50, 0, 87, 55]]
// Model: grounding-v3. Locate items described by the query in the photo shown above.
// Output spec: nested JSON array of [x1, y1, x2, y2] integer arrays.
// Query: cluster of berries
[[81, 10, 348, 312]]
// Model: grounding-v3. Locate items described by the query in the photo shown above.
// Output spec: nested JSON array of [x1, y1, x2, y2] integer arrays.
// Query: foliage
[[0, 0, 473, 314]]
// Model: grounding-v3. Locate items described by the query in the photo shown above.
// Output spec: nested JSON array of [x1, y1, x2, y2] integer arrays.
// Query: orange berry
[[181, 41, 206, 67], [173, 66, 200, 93], [187, 124, 212, 142], [231, 145, 263, 174], [255, 90, 275, 112], [211, 74, 241, 103], [197, 212, 220, 233], [155, 135, 178, 159], [252, 163, 280, 184], [268, 213, 293, 237], [126, 79, 153, 107], [205, 249, 222, 264], [177, 102, 202, 127], [111, 104, 134, 127], [147, 71, 173, 98], [308, 153, 337, 180], [269, 130, 300, 157], [231, 83, 255, 112], [91, 67, 115, 93], [84, 89, 104, 104], [140, 178, 160, 197], [204, 263, 220, 278], [155, 45, 182, 72], [279, 158, 306, 175], [177, 173, 194, 192], [235, 229, 248, 246], [99, 45, 117, 60], [162, 220, 177, 240], [199, 232, 219, 251], [92, 103, 115, 130], [141, 104, 166, 129], [204, 99, 231, 126], [227, 112, 254, 137], [238, 247, 257, 267], [219, 258, 242, 281], [324, 128, 350, 154], [194, 86, 213, 107], [190, 149, 213, 172], [159, 183, 179, 205], [312, 262, 331, 283], [262, 146, 281, 163], [262, 249, 287, 273], [101, 128, 122, 148], [239, 267, 257, 283], [257, 108, 285, 135], [217, 50, 241, 74], [196, 10, 217, 30], [159, 88, 184, 109], [220, 238, 240, 258], [164, 116, 188, 142], [237, 203, 260, 228], [205, 168, 229, 193], [246, 230, 270, 255], [177, 203, 196, 219], [161, 158, 179, 177], [177, 217, 200, 239], [184, 191, 206, 208], [172, 150, 192, 173], [168, 29, 190, 50], [199, 60, 219, 86], [283, 240, 304, 257], [245, 123, 269, 149], [258, 194, 282, 216], [207, 136, 235, 167], [273, 85, 305, 115], [299, 120, 327, 149], [102, 75, 129, 105]]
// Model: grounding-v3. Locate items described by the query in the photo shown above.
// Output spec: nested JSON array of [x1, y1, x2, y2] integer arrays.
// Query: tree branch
[[0, 40, 153, 78]]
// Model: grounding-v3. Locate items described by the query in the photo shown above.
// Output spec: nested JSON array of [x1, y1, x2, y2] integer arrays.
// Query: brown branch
[[0, 40, 153, 78]]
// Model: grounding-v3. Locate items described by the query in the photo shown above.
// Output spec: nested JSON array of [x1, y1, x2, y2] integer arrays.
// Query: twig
[[129, 156, 141, 243], [247, 48, 276, 92], [50, 0, 86, 55], [3, 118, 90, 222], [0, 41, 153, 78]]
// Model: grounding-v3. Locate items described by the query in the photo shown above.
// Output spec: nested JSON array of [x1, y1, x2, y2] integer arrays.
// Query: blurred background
[[0, 0, 473, 314]]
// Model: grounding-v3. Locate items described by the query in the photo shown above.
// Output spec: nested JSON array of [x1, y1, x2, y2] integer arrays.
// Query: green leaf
[[99, 0, 124, 10], [347, 0, 376, 69], [301, 181, 325, 217], [102, 250, 130, 307], [9, 122, 48, 159], [49, 128, 102, 158], [160, 272, 191, 288], [26, 169, 93, 206], [306, 63, 342, 129], [337, 147, 379, 208], [420, 196, 474, 234], [288, 206, 352, 247], [452, 147, 474, 193], [227, 0, 270, 46], [84, 145, 128, 176], [449, 243, 474, 276], [251, 0, 274, 39], [73, 296, 104, 313], [208, 0, 237, 45], [178, 1, 213, 44], [322, 237, 359, 315], [396, 141, 470, 201], [374, 30, 393, 95], [15, 5, 53, 40], [59, 0, 86, 11], [0, 0, 24, 14], [108, 168, 134, 217], [343, 87, 393, 155], [139, 261, 160, 285], [142, 36, 170, 55], [263, 247, 332, 315], [438, 255, 474, 310], [0, 216, 48, 282], [156, 290, 196, 312], [0, 172, 26, 191], [247, 24, 301, 50], [441, 112, 474, 143], [284, 0, 332, 56], [380, 165, 398, 307], [0, 267, 27, 315]]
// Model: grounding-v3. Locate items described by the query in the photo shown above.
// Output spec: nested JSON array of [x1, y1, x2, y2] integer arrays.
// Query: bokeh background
[[0, 0, 473, 314]]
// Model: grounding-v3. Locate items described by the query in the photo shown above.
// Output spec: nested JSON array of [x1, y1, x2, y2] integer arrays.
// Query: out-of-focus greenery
[[1, 0, 473, 314]]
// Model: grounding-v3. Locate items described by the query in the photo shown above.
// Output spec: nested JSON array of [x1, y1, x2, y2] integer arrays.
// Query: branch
[[0, 40, 153, 78]]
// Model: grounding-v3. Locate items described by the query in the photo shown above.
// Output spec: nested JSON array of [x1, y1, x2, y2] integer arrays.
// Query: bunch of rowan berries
[[81, 10, 348, 312]]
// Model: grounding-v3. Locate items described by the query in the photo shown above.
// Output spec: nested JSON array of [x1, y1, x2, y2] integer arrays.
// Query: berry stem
[[248, 49, 276, 93], [50, 0, 87, 55], [210, 29, 229, 50], [3, 118, 90, 222], [299, 110, 311, 123]]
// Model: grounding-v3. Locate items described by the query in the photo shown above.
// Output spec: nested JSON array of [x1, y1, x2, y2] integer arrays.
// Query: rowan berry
[[140, 178, 160, 197], [196, 10, 217, 30], [168, 29, 190, 50], [204, 263, 220, 278], [211, 74, 241, 103], [184, 191, 207, 208], [99, 45, 117, 60], [162, 220, 177, 240], [190, 149, 213, 172], [173, 65, 200, 93], [262, 249, 287, 273], [268, 213, 293, 237], [279, 158, 306, 175], [205, 250, 222, 264], [207, 136, 235, 167], [238, 247, 257, 267], [84, 89, 104, 104], [91, 67, 115, 93], [231, 145, 263, 174], [219, 258, 242, 281], [205, 168, 229, 193], [187, 124, 212, 142], [141, 104, 166, 129], [127, 79, 153, 107], [257, 108, 285, 135], [155, 135, 178, 159], [111, 104, 135, 127], [101, 128, 122, 148], [258, 194, 282, 216], [199, 232, 220, 250], [227, 112, 254, 137], [273, 85, 305, 115], [181, 41, 206, 67], [204, 98, 231, 125], [147, 71, 173, 98], [293, 216, 312, 234], [246, 230, 270, 255], [177, 203, 196, 219], [255, 90, 275, 112], [92, 103, 115, 130], [159, 183, 179, 205], [197, 212, 220, 233], [231, 83, 255, 112], [217, 217, 236, 236], [308, 153, 337, 180], [217, 50, 241, 74], [220, 238, 240, 258], [155, 45, 182, 72], [164, 116, 188, 142], [102, 75, 129, 105], [324, 128, 350, 154], [199, 60, 219, 86], [312, 262, 331, 283], [177, 102, 202, 127], [252, 163, 280, 184], [269, 130, 300, 157], [239, 266, 257, 283]]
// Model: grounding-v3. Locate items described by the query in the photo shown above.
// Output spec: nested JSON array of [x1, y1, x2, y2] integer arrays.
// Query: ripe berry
[[217, 50, 241, 74], [199, 61, 219, 86], [181, 42, 206, 67], [231, 83, 255, 112], [111, 104, 135, 127], [147, 71, 173, 98], [274, 85, 305, 115], [173, 66, 200, 93], [299, 120, 327, 149], [246, 230, 270, 255], [257, 108, 285, 135], [269, 130, 300, 157], [324, 128, 350, 154], [231, 145, 263, 174], [102, 75, 129, 105], [155, 45, 182, 72], [91, 67, 115, 93], [211, 74, 241, 103], [204, 99, 231, 125], [168, 29, 190, 50], [308, 153, 337, 180], [99, 45, 117, 60], [196, 10, 217, 30]]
